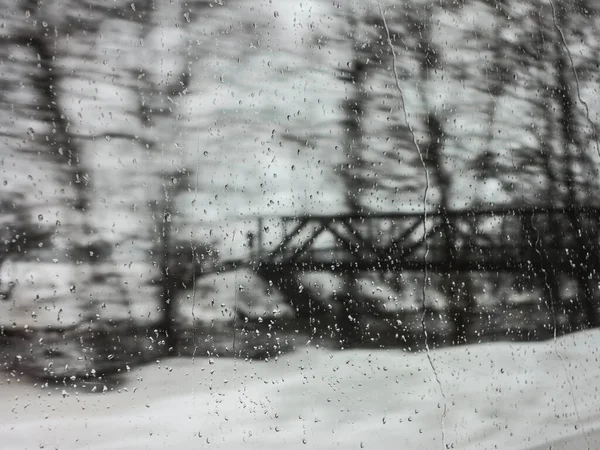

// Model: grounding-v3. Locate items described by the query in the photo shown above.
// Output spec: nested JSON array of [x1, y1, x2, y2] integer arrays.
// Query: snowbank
[[176, 268, 292, 324], [1, 329, 599, 449]]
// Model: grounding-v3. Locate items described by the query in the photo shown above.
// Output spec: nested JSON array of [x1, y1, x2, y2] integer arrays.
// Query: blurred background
[[1, 0, 600, 384]]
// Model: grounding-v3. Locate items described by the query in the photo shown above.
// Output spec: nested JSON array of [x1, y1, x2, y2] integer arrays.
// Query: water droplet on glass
[[38, 214, 43, 221]]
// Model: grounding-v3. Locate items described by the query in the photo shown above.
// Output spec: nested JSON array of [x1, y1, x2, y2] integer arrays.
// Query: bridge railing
[[242, 206, 600, 274]]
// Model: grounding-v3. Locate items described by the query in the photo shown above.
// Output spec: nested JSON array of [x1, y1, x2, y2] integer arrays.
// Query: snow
[[0, 259, 146, 327], [1, 330, 600, 449], [176, 268, 292, 324]]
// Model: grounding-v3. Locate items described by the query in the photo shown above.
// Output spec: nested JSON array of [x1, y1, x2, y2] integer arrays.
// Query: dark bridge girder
[[248, 206, 600, 273], [196, 206, 600, 325]]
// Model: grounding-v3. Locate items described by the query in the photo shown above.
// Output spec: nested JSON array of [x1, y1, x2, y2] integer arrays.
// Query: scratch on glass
[[547, 2, 593, 445], [376, 2, 448, 448], [549, 0, 599, 158]]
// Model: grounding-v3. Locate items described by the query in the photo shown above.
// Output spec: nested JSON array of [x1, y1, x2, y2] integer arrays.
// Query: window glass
[[1, 1, 599, 448]]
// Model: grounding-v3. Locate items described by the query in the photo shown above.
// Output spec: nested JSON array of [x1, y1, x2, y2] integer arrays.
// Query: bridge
[[208, 206, 600, 275], [14, 206, 595, 344], [195, 206, 600, 327]]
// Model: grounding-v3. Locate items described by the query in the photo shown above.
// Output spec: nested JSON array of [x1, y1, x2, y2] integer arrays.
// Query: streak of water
[[376, 2, 448, 448]]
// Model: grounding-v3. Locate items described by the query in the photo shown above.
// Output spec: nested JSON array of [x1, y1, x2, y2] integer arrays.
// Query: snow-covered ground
[[1, 329, 600, 450]]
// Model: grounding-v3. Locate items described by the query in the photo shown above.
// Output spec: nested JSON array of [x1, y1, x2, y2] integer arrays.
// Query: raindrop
[[130, 3, 136, 11], [24, 10, 30, 18], [38, 214, 43, 221]]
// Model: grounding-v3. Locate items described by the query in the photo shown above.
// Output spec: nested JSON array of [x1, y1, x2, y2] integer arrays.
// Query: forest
[[1, 0, 599, 382]]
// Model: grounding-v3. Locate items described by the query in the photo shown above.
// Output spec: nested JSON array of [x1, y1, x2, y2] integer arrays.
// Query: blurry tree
[[335, 2, 421, 209], [319, 0, 600, 342], [0, 6, 92, 246], [130, 1, 269, 352], [335, 3, 372, 347], [325, 0, 473, 345], [0, 194, 54, 299], [0, 0, 191, 369], [462, 0, 599, 207], [333, 2, 413, 346], [150, 168, 220, 354], [549, 1, 600, 327], [376, 1, 477, 344], [467, 0, 600, 326]]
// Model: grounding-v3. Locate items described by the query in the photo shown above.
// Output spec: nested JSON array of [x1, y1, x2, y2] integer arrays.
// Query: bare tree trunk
[[337, 7, 369, 348], [158, 189, 178, 354], [553, 29, 599, 327], [27, 36, 91, 218]]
